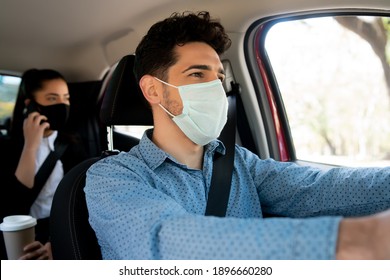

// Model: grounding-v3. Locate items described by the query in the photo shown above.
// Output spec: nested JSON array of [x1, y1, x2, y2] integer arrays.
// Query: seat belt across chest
[[205, 82, 239, 217]]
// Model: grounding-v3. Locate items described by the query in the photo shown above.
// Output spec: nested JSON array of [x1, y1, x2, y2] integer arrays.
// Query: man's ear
[[139, 75, 161, 105]]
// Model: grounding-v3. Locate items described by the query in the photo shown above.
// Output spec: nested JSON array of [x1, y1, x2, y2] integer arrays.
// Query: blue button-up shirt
[[85, 129, 390, 259]]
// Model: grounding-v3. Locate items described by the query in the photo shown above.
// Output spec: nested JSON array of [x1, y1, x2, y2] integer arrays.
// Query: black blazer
[[1, 132, 87, 215], [0, 132, 88, 259]]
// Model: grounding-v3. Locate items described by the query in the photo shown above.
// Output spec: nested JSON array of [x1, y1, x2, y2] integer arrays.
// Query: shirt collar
[[138, 129, 226, 170]]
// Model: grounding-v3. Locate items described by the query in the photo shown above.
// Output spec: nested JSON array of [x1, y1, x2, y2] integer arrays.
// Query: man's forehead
[[173, 43, 224, 72]]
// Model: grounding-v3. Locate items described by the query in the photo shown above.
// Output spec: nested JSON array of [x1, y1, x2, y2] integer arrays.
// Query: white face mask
[[155, 77, 228, 146]]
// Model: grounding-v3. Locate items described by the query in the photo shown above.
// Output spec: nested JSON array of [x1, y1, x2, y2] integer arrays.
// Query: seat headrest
[[100, 54, 153, 126]]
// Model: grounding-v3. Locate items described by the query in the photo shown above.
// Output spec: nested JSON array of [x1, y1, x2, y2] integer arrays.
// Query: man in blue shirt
[[85, 11, 390, 259]]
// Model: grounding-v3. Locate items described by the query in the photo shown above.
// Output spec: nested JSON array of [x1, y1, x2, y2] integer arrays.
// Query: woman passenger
[[0, 69, 87, 259]]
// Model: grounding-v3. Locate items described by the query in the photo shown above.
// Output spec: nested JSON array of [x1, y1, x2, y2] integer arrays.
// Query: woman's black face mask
[[25, 100, 70, 131]]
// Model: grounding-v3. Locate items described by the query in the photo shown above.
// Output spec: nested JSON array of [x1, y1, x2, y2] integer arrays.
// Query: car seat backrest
[[100, 54, 153, 126]]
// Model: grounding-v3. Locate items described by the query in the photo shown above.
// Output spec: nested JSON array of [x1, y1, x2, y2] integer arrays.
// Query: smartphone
[[23, 101, 39, 118]]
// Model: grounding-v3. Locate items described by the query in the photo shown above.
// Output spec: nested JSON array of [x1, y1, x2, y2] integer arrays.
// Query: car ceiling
[[1, 0, 389, 82]]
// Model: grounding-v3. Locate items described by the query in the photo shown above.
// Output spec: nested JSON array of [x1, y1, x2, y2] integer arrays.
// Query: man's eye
[[190, 72, 203, 78]]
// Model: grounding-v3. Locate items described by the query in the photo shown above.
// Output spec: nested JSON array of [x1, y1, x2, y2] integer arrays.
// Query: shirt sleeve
[[85, 154, 342, 260], [236, 148, 390, 218]]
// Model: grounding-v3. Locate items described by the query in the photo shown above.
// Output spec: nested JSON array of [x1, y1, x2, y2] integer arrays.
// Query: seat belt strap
[[205, 83, 238, 217], [30, 141, 69, 203]]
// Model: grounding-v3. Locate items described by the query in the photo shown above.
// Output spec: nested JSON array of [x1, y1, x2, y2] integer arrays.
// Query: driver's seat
[[50, 54, 152, 259]]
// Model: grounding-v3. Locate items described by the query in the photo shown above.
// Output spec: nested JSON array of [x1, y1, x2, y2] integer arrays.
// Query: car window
[[264, 15, 390, 167], [0, 74, 21, 136], [114, 125, 152, 138]]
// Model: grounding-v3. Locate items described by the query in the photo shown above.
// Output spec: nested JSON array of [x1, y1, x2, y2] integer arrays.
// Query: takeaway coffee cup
[[0, 215, 36, 259]]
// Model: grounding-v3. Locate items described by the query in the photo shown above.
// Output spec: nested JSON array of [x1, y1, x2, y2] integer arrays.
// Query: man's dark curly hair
[[134, 11, 231, 82]]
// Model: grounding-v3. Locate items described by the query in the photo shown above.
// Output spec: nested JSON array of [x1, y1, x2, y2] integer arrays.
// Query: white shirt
[[29, 131, 64, 219]]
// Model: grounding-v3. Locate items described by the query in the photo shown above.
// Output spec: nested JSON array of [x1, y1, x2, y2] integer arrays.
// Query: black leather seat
[[50, 157, 103, 259], [50, 54, 151, 259]]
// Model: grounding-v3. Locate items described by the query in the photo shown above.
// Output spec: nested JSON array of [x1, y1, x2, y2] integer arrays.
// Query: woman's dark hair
[[9, 69, 66, 140], [134, 11, 231, 81]]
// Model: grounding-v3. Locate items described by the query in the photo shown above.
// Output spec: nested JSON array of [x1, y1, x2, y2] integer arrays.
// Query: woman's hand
[[18, 241, 53, 260], [23, 112, 50, 151], [15, 112, 50, 188]]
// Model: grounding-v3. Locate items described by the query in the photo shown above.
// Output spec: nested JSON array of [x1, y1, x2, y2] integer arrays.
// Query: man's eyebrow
[[182, 65, 226, 75]]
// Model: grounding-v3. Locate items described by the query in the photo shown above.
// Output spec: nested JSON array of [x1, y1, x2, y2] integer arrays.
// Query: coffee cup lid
[[0, 215, 37, 231]]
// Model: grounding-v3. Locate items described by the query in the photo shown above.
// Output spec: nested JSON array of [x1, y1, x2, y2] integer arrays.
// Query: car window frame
[[245, 9, 390, 167], [0, 72, 22, 137]]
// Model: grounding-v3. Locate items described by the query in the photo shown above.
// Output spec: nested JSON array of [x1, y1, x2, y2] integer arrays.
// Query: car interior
[[1, 0, 389, 163], [1, 0, 389, 261]]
